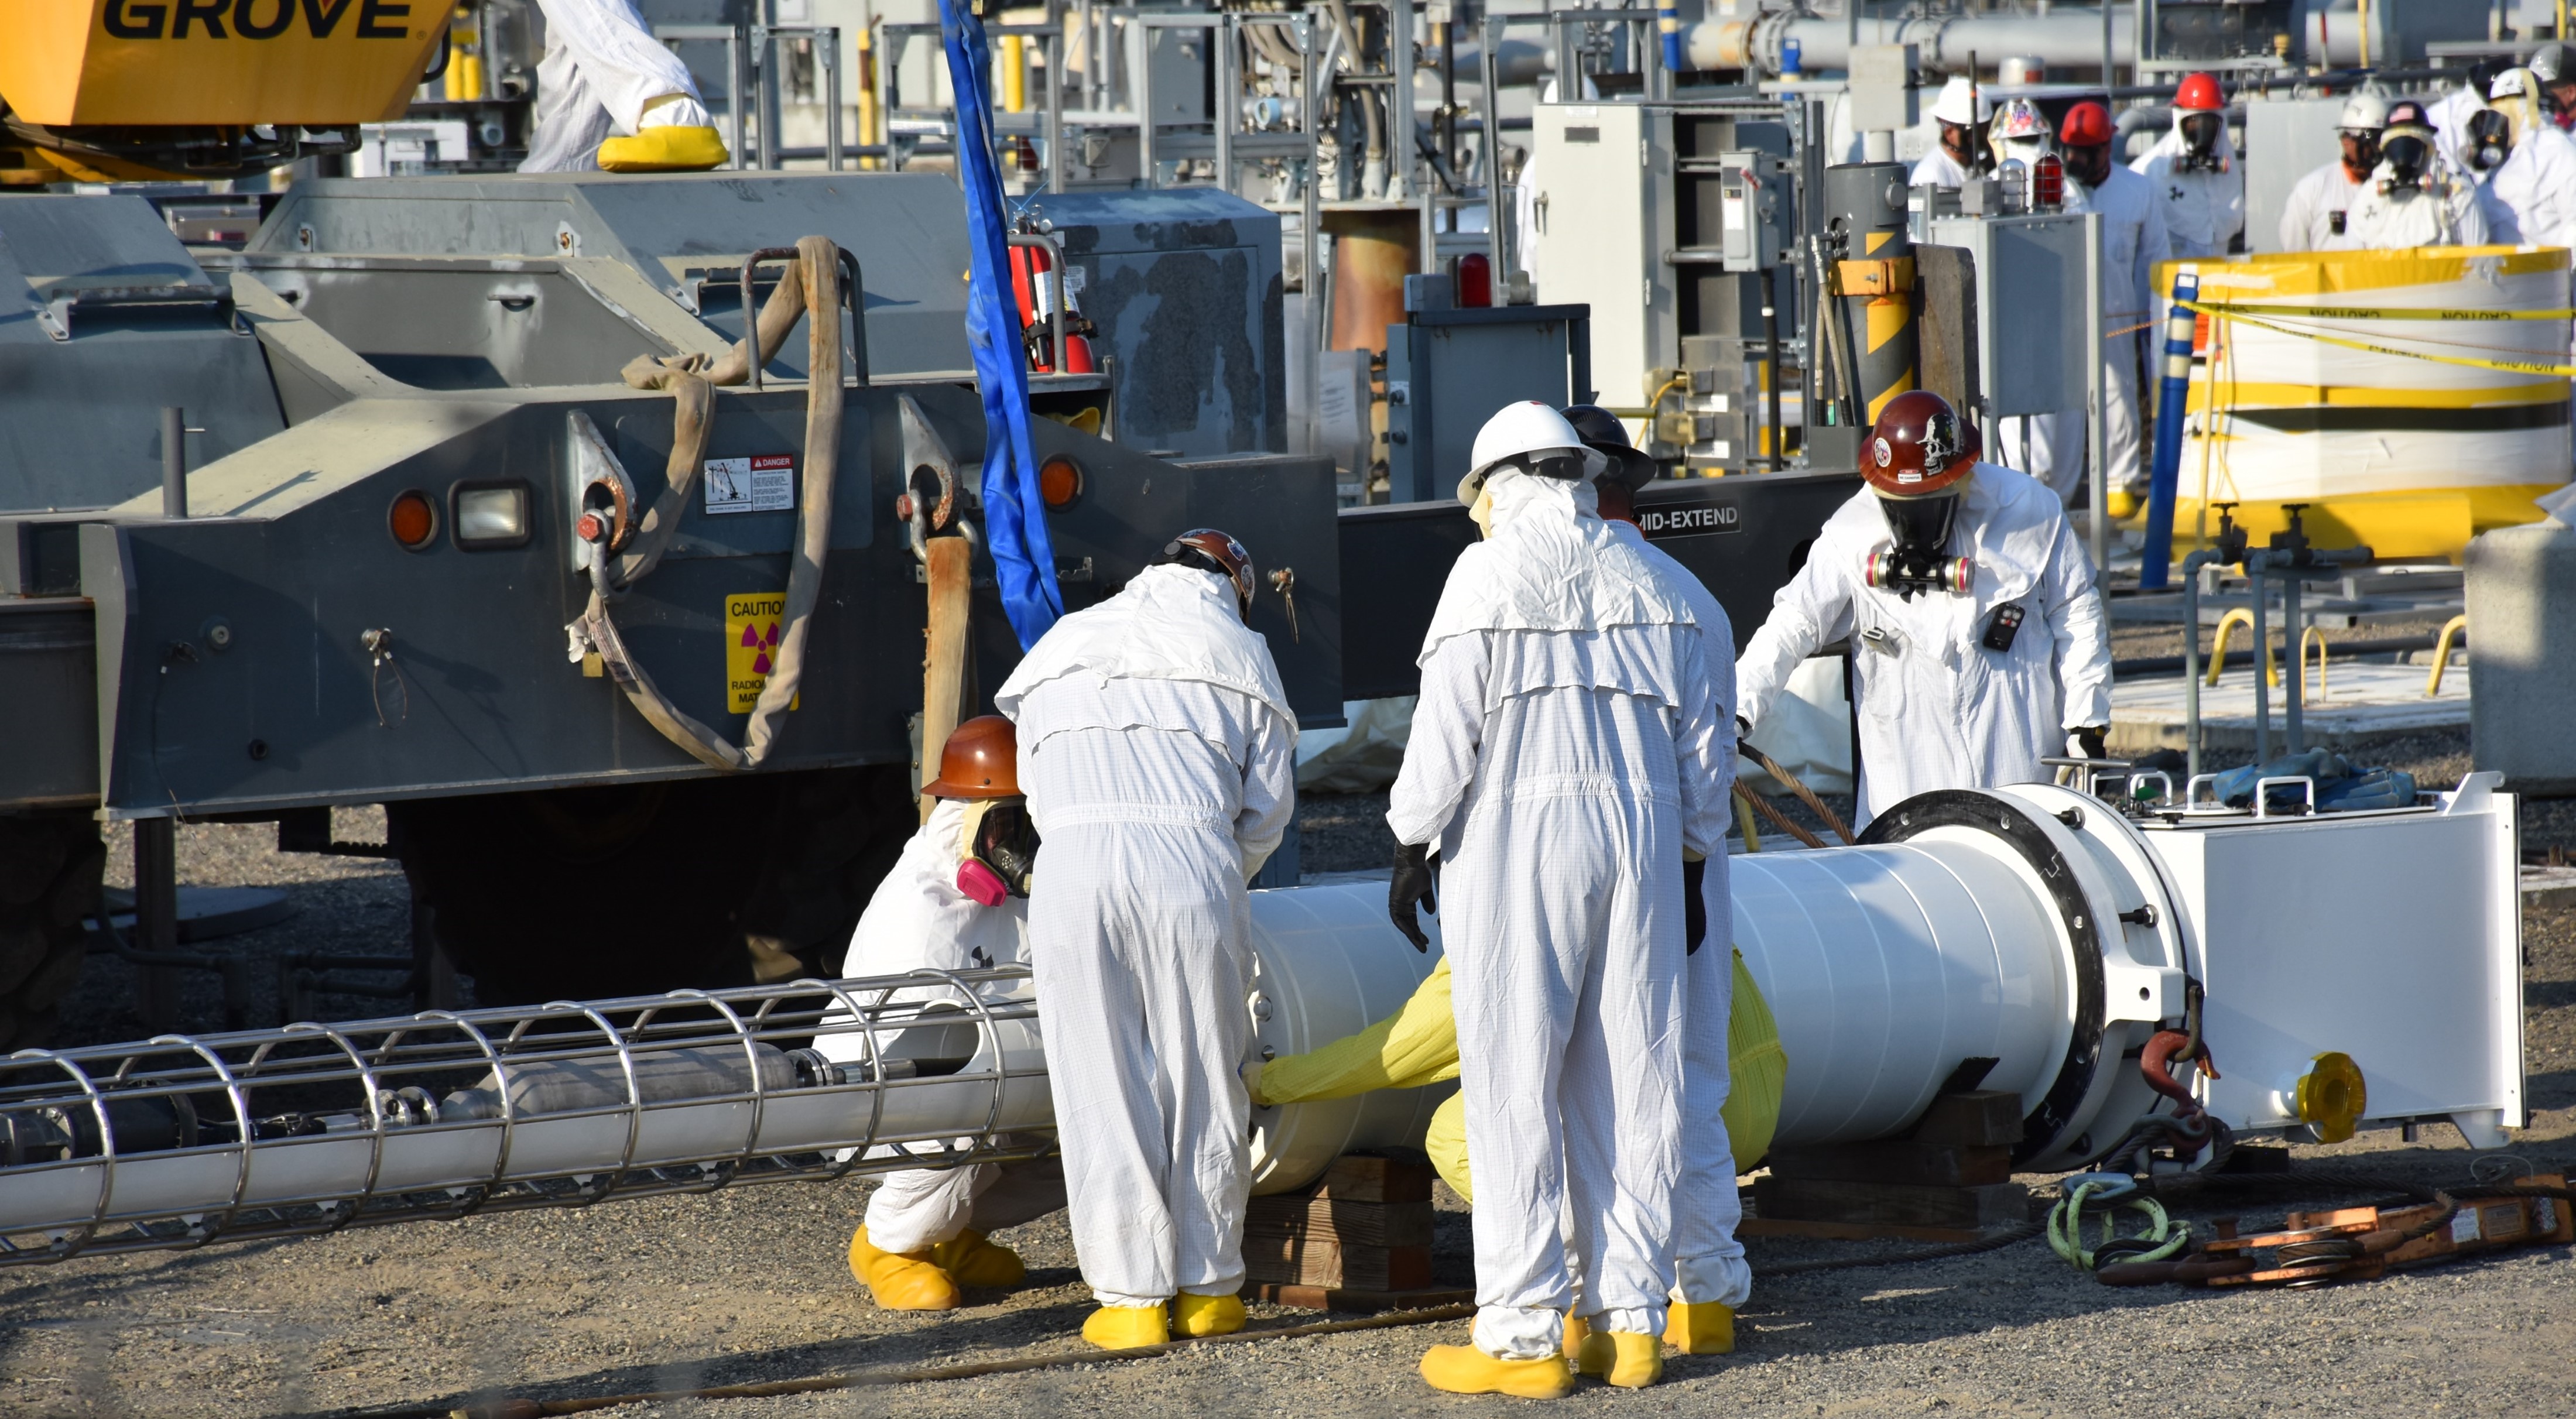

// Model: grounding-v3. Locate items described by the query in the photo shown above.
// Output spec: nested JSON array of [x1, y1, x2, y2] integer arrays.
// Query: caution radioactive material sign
[[725, 591, 799, 714]]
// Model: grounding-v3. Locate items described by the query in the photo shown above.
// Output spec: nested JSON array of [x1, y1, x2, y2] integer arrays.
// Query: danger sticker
[[725, 591, 799, 714], [705, 454, 795, 514]]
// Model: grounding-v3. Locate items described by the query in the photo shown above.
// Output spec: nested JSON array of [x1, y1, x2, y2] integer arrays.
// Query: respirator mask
[[2465, 109, 2512, 172], [2178, 112, 2227, 172], [1864, 490, 1974, 601], [954, 799, 1040, 906], [2380, 132, 2431, 190]]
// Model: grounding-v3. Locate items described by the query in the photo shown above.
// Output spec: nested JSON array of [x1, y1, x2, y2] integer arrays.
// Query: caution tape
[[2188, 301, 2576, 322], [2179, 299, 2576, 378]]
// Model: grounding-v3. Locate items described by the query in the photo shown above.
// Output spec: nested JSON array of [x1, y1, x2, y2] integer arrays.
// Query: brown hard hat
[[923, 715, 1020, 799], [1862, 390, 1979, 499]]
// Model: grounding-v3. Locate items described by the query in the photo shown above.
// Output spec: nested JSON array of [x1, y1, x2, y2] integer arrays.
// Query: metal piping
[[1687, 9, 2139, 78]]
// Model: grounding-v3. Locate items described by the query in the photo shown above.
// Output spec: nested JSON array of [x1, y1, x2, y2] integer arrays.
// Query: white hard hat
[[2337, 91, 2390, 132], [1458, 401, 1604, 506], [1929, 74, 1993, 128], [2492, 66, 2535, 101]]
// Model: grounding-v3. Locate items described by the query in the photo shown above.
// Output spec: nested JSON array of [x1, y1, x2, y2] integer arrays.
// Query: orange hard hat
[[1158, 527, 1255, 617], [923, 715, 1020, 799], [1862, 391, 1978, 499], [2174, 72, 2224, 112], [2060, 100, 2115, 148]]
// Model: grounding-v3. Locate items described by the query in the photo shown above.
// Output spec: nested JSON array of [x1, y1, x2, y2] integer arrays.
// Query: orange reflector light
[[388, 490, 437, 549], [1040, 455, 1083, 508]]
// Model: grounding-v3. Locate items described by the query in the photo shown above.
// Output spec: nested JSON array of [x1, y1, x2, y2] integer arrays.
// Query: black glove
[[1390, 841, 1437, 951], [2071, 726, 2108, 760], [1681, 856, 1708, 957]]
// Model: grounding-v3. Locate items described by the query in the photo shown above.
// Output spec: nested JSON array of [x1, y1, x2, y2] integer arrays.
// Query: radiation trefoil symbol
[[741, 619, 783, 675]]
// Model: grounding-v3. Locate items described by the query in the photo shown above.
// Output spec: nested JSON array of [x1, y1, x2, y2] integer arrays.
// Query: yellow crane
[[0, 0, 446, 183]]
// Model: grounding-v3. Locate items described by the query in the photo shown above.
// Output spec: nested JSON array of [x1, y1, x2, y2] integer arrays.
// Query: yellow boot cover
[[1083, 1303, 1171, 1351], [1172, 1291, 1246, 1337], [929, 1230, 1026, 1289], [1665, 1300, 1735, 1355], [848, 1226, 961, 1311], [597, 125, 731, 173], [1419, 1343, 1576, 1399], [1589, 1331, 1663, 1388], [1561, 1313, 1590, 1363]]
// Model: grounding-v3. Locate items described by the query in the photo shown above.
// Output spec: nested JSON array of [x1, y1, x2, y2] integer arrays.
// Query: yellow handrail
[[2299, 626, 2330, 704], [2207, 607, 2278, 688], [2427, 614, 2467, 697]]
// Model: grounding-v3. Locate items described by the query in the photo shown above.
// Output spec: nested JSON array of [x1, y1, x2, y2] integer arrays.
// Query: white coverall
[[2332, 161, 2489, 249], [2020, 166, 2167, 502], [2278, 159, 2369, 251], [1387, 471, 1728, 1359], [522, 0, 715, 173], [827, 798, 1066, 1255], [996, 563, 1296, 1308], [1909, 146, 1972, 189], [1734, 465, 2114, 828], [2130, 114, 2245, 258], [2428, 84, 2489, 175], [2481, 126, 2576, 246], [1602, 518, 1752, 1314]]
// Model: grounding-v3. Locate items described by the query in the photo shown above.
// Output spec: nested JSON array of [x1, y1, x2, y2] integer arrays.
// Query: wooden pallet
[[1752, 1089, 2031, 1233], [1242, 1154, 1451, 1308]]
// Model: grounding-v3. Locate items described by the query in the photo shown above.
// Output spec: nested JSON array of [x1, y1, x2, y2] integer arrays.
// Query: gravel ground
[[9, 742, 2575, 1418]]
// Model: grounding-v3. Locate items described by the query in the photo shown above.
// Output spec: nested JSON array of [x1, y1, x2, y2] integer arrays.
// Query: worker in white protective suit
[[2333, 102, 2489, 250], [2463, 70, 2576, 247], [2428, 60, 2507, 173], [2131, 72, 2244, 259], [2047, 102, 2167, 513], [1391, 402, 1729, 1397], [522, 0, 730, 172], [835, 716, 1067, 1313], [1910, 76, 1992, 189], [1568, 406, 1748, 1360], [2279, 92, 2388, 251], [2533, 43, 2576, 132], [995, 529, 1295, 1353], [1734, 392, 2113, 829]]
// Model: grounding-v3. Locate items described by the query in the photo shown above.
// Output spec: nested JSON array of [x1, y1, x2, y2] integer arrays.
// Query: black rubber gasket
[[1859, 790, 2107, 1166]]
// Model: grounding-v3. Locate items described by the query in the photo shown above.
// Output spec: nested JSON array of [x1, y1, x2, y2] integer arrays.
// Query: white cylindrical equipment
[[1687, 9, 2137, 78]]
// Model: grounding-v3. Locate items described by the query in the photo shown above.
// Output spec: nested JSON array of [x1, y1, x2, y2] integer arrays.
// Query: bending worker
[[996, 529, 1295, 1352], [2278, 93, 2388, 251], [1734, 392, 2111, 830], [522, 0, 731, 172], [837, 717, 1064, 1312], [1389, 403, 1729, 1397]]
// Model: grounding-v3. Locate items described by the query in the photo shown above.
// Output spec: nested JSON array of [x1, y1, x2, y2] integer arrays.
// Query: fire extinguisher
[[1008, 237, 1098, 375]]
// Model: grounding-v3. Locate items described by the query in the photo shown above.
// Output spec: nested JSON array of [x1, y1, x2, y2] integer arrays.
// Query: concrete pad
[[2109, 660, 2468, 754]]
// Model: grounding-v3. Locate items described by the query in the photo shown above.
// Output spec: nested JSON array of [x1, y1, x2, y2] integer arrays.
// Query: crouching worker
[[835, 716, 1066, 1311]]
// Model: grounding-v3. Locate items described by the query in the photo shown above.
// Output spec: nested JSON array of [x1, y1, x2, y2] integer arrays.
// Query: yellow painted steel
[[2207, 608, 2278, 689], [2427, 613, 2468, 697], [0, 0, 446, 126], [857, 23, 882, 170], [1001, 33, 1026, 112]]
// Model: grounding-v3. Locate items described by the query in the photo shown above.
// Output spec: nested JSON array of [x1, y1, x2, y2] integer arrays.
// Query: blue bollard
[[2139, 268, 2201, 590]]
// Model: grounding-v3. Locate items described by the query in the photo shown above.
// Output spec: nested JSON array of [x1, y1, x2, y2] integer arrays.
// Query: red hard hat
[[2174, 72, 2224, 112], [1863, 391, 1978, 498], [923, 715, 1020, 800], [1159, 527, 1256, 616], [2060, 100, 2115, 148]]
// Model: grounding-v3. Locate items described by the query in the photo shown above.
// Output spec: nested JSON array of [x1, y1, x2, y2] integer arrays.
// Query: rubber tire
[[388, 766, 917, 1006], [0, 811, 104, 1053]]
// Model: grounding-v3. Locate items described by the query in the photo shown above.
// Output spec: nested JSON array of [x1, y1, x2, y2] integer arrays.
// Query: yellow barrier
[[2160, 247, 2572, 563]]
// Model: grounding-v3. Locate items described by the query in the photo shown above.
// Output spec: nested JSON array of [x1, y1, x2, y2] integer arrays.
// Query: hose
[[592, 237, 847, 772], [2047, 1175, 2188, 1271], [1738, 738, 1855, 845]]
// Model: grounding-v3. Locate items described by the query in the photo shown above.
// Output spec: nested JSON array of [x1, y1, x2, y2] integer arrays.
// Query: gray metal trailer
[[0, 169, 1849, 1048]]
